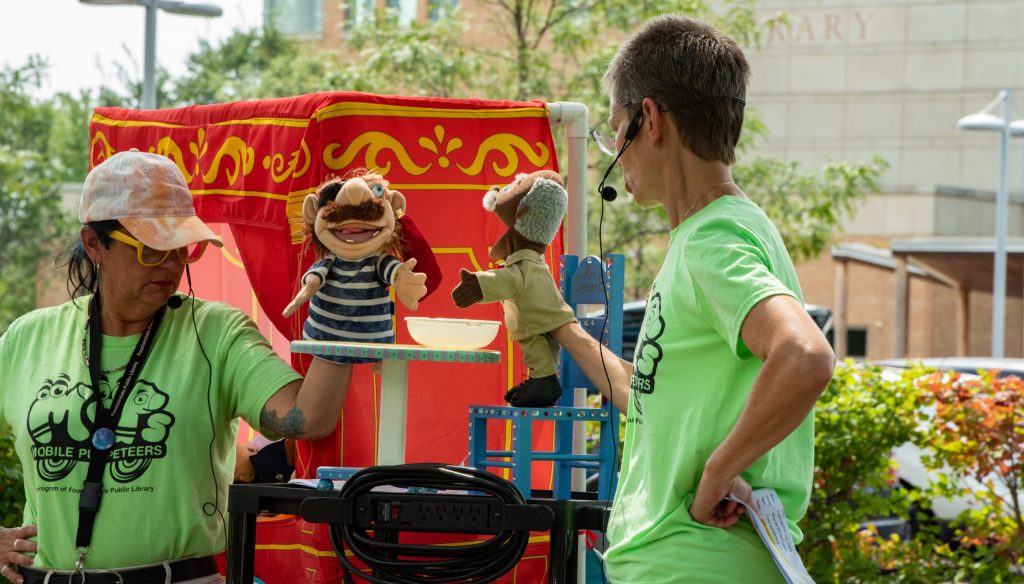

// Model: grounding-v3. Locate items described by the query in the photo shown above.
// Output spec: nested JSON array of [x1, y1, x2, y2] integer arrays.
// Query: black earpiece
[[623, 116, 640, 141], [166, 295, 183, 309]]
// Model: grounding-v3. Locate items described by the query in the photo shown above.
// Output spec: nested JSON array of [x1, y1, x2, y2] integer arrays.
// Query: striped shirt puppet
[[283, 172, 428, 363]]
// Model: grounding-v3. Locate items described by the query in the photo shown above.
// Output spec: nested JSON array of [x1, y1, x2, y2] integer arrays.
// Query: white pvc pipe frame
[[547, 101, 593, 583], [547, 102, 590, 260]]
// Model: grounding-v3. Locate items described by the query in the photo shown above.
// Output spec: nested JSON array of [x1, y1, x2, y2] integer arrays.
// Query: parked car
[[612, 301, 833, 362], [872, 357, 1024, 379]]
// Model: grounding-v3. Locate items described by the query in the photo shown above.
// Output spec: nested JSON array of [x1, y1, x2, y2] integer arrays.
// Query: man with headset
[[552, 14, 835, 583]]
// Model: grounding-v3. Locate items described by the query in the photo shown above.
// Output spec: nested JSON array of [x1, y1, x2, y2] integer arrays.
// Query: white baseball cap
[[79, 149, 222, 251]]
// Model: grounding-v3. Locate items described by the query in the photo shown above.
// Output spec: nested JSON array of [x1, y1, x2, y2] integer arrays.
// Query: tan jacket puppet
[[452, 170, 577, 407]]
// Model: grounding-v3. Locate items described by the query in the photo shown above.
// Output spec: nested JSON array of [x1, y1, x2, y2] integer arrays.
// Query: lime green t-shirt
[[0, 296, 301, 569], [604, 196, 813, 583]]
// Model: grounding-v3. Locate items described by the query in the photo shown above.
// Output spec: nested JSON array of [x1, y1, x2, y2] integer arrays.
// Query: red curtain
[[91, 92, 564, 583]]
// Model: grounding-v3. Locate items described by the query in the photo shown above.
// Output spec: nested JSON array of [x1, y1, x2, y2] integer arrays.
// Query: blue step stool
[[467, 254, 624, 499]]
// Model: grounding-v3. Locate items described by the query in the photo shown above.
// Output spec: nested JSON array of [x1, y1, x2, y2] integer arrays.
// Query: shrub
[[801, 361, 928, 582], [0, 433, 24, 527], [805, 362, 1024, 582], [915, 370, 1024, 579]]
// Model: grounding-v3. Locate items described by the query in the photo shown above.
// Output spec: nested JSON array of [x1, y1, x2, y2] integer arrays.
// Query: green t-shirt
[[0, 296, 301, 569], [604, 196, 813, 583]]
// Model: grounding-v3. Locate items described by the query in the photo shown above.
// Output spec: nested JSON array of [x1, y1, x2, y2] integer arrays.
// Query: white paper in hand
[[726, 488, 815, 584]]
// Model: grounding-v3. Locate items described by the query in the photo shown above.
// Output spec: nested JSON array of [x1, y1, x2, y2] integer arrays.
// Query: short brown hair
[[604, 15, 749, 165]]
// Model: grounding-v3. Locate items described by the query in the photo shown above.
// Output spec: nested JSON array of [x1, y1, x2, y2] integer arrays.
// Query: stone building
[[747, 0, 1024, 359]]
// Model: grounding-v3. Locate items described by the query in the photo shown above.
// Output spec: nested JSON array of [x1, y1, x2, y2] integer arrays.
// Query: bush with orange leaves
[[801, 362, 1023, 582], [915, 369, 1023, 578]]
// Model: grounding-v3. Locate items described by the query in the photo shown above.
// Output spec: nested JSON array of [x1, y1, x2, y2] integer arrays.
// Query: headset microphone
[[597, 150, 626, 202], [595, 109, 642, 203], [166, 295, 183, 309]]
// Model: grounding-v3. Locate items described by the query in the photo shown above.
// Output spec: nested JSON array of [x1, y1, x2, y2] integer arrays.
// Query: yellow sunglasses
[[108, 230, 208, 267]]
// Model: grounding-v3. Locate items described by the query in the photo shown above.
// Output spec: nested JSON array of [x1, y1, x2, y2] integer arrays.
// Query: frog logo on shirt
[[631, 292, 665, 416], [27, 374, 175, 483]]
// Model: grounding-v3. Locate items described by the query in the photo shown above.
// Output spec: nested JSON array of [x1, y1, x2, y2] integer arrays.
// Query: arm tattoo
[[260, 405, 307, 438]]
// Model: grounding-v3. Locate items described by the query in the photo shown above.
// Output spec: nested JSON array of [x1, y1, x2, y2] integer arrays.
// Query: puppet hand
[[451, 269, 484, 308], [395, 258, 428, 311], [282, 276, 322, 318]]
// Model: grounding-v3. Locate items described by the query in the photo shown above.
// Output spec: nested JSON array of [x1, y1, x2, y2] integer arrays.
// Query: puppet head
[[303, 171, 406, 261], [482, 169, 567, 261]]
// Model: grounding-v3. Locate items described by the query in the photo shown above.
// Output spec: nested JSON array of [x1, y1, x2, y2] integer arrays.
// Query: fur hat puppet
[[451, 170, 577, 407]]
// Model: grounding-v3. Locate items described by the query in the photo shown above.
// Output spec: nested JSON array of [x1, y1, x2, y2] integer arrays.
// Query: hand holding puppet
[[451, 170, 577, 407], [284, 171, 428, 363]]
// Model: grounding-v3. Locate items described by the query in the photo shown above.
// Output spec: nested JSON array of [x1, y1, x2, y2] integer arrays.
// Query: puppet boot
[[504, 375, 562, 407]]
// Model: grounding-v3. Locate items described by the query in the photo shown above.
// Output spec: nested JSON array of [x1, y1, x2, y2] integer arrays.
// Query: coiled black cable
[[330, 463, 531, 584]]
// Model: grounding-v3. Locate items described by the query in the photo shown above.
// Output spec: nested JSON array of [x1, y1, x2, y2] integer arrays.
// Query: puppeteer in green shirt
[[0, 296, 301, 569], [605, 196, 813, 583]]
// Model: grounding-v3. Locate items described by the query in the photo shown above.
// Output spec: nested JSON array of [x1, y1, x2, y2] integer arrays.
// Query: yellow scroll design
[[323, 132, 430, 176], [146, 131, 256, 185], [264, 139, 312, 184], [189, 129, 210, 179], [202, 136, 255, 185], [457, 134, 550, 177], [418, 125, 463, 169], [150, 137, 195, 182], [90, 131, 116, 165]]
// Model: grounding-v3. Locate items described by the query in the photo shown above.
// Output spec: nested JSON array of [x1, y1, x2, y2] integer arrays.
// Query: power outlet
[[356, 494, 499, 533], [406, 500, 489, 529]]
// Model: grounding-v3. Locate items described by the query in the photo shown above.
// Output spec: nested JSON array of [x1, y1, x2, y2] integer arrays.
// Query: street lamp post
[[79, 0, 222, 110], [957, 90, 1024, 358]]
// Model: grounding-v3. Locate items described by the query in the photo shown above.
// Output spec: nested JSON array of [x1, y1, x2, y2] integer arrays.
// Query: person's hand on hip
[[690, 473, 754, 528], [0, 524, 38, 584]]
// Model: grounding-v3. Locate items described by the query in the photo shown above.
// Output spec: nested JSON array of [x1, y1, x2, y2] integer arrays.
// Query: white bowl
[[404, 317, 501, 350]]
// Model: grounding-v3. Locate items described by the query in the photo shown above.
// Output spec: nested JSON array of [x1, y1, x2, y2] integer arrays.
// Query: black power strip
[[302, 492, 553, 534]]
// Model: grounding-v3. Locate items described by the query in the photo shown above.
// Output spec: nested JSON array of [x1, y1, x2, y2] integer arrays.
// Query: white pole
[[548, 102, 589, 257], [992, 90, 1011, 358], [142, 0, 158, 109], [548, 101, 591, 584]]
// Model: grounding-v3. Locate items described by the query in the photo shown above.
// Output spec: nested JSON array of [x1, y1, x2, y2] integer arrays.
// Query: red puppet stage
[[89, 92, 566, 582]]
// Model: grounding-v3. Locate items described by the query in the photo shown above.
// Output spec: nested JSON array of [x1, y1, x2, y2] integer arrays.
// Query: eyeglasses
[[590, 103, 635, 157], [590, 96, 747, 157], [108, 230, 208, 267]]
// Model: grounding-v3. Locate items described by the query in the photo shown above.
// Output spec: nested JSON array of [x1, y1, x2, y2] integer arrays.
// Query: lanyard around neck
[[86, 293, 165, 435], [77, 292, 166, 556]]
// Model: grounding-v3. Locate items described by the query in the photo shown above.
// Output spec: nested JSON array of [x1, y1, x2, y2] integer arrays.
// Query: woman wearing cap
[[0, 150, 352, 583]]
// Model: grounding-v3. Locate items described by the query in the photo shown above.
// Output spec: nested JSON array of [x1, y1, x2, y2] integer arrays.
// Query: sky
[[1, 0, 264, 98]]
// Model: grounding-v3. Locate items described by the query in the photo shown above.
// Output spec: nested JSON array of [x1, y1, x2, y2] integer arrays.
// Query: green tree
[[0, 62, 77, 548], [327, 13, 484, 99], [0, 146, 69, 331], [89, 2, 883, 298], [0, 61, 75, 333], [172, 27, 301, 105]]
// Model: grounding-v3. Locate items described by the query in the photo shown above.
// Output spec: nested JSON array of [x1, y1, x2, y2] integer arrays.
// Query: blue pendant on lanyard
[[92, 427, 115, 451]]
